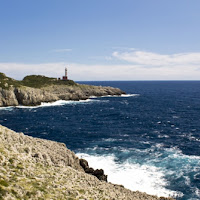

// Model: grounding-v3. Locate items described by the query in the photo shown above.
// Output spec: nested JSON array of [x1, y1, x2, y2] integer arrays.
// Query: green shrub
[[0, 73, 77, 89], [0, 73, 21, 89]]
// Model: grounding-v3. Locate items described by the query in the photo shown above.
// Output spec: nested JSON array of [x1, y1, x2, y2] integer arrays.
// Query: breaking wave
[[0, 99, 109, 110], [76, 152, 182, 198]]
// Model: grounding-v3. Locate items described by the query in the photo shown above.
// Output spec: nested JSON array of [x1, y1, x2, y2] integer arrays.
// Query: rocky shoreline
[[0, 85, 125, 107], [0, 125, 175, 200], [0, 83, 125, 108], [0, 73, 125, 107]]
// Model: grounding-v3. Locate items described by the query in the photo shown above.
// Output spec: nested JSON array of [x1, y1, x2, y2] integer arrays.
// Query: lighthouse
[[62, 67, 68, 80]]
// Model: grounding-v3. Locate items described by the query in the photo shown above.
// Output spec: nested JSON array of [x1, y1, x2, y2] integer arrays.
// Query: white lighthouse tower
[[63, 67, 68, 80]]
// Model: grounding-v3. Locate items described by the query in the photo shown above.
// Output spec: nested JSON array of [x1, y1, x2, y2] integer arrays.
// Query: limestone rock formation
[[0, 88, 18, 107], [0, 125, 175, 200]]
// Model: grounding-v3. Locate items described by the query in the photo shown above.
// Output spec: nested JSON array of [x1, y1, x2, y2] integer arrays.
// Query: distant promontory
[[0, 73, 125, 107]]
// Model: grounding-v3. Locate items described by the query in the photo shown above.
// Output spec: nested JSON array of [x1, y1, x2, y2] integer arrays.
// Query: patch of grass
[[0, 186, 7, 199], [31, 181, 47, 193], [16, 163, 24, 170], [11, 189, 18, 196], [0, 179, 9, 187], [78, 189, 85, 194], [9, 158, 14, 164], [25, 191, 37, 198], [0, 148, 5, 154], [21, 75, 77, 88]]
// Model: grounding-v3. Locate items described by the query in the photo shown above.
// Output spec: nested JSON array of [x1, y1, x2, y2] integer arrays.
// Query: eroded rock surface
[[0, 84, 125, 107], [0, 125, 175, 200]]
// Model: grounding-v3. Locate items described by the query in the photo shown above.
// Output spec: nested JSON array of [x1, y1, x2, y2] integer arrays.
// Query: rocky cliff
[[0, 73, 125, 107], [0, 125, 174, 200]]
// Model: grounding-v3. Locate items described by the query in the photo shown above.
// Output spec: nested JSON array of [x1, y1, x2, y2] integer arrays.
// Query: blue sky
[[1, 0, 200, 80]]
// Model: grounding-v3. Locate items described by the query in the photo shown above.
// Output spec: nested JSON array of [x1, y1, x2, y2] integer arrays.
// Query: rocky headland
[[0, 125, 175, 200], [0, 73, 125, 107]]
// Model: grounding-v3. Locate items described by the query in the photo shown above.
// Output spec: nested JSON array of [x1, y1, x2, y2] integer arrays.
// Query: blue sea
[[0, 81, 200, 199]]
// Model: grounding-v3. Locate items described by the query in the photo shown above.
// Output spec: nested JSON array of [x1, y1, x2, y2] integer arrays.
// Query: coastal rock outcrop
[[0, 87, 18, 106], [14, 87, 59, 106], [80, 158, 108, 181], [0, 73, 125, 107], [0, 125, 175, 200]]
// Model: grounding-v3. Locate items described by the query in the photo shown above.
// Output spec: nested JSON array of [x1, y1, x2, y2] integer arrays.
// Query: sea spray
[[76, 152, 182, 198]]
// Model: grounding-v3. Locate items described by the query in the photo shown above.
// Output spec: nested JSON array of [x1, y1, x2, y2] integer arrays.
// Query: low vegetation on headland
[[0, 125, 175, 200], [0, 73, 76, 89], [0, 73, 125, 107]]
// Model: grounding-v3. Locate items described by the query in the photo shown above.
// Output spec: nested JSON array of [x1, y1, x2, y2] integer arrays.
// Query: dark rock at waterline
[[79, 158, 108, 182], [85, 167, 95, 174], [80, 158, 89, 169], [93, 169, 104, 176], [93, 169, 108, 182]]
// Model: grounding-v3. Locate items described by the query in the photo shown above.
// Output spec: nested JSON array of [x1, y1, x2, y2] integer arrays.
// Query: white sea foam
[[165, 146, 200, 161], [102, 138, 122, 142], [0, 100, 76, 110], [76, 153, 182, 198], [0, 94, 137, 110], [13, 99, 105, 109], [0, 99, 108, 110], [195, 187, 200, 198], [0, 107, 14, 111], [120, 94, 140, 97], [158, 134, 169, 138], [187, 134, 200, 142], [89, 96, 98, 98], [101, 94, 139, 98], [16, 100, 70, 108]]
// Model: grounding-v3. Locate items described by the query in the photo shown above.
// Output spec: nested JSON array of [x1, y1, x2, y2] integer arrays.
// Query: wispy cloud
[[1, 61, 200, 81], [0, 49, 200, 81], [51, 48, 72, 53], [112, 50, 200, 67]]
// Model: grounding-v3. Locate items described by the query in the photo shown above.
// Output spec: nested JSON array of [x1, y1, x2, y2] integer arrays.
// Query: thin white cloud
[[51, 48, 72, 52], [112, 50, 200, 67], [0, 61, 200, 81]]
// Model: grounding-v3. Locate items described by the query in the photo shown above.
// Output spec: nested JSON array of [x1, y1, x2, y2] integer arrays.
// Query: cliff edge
[[0, 125, 174, 200], [0, 73, 125, 107]]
